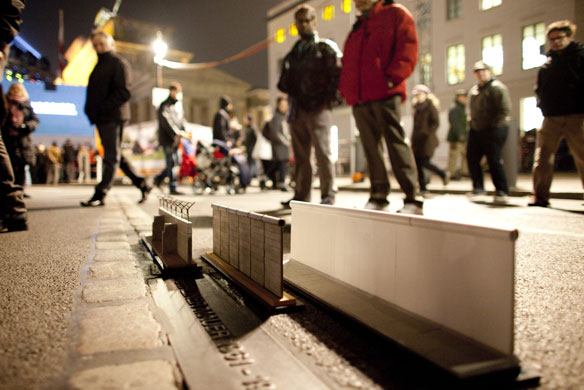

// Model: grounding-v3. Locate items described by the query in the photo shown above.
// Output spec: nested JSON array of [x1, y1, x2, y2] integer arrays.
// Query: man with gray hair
[[530, 20, 584, 207], [81, 30, 151, 206]]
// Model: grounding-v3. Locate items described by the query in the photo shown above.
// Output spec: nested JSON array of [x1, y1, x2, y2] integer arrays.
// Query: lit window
[[290, 22, 298, 36], [420, 53, 432, 87], [447, 0, 462, 20], [447, 44, 465, 85], [482, 34, 503, 75], [522, 22, 546, 70], [275, 28, 286, 44], [480, 0, 502, 10], [520, 97, 543, 131], [342, 0, 351, 14], [322, 5, 335, 21]]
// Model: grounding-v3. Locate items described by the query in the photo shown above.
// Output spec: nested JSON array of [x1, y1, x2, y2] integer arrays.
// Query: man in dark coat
[[212, 95, 233, 144], [153, 82, 185, 195], [530, 20, 584, 207], [467, 60, 511, 203], [339, 0, 422, 214], [0, 0, 27, 232], [81, 30, 151, 206], [268, 96, 290, 191], [278, 4, 340, 207]]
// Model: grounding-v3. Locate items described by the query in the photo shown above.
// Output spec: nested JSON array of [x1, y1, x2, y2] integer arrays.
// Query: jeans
[[155, 145, 179, 191], [467, 126, 509, 194]]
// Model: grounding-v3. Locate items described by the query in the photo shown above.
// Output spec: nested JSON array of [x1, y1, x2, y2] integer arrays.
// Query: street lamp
[[152, 31, 167, 87]]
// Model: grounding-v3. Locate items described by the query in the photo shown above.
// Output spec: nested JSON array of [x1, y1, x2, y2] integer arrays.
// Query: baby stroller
[[193, 139, 252, 195]]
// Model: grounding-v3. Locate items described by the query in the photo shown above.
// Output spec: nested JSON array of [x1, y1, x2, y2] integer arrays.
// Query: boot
[[139, 182, 152, 204], [80, 190, 105, 207]]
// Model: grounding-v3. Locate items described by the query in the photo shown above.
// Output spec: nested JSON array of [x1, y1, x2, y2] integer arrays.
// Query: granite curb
[[63, 193, 184, 390]]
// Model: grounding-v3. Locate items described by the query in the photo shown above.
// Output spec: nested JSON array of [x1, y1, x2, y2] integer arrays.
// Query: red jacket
[[339, 2, 418, 105]]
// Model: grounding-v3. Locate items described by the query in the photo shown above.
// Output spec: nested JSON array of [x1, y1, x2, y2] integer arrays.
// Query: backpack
[[261, 122, 271, 141]]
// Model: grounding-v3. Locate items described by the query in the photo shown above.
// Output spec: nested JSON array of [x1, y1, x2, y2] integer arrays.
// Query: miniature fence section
[[286, 201, 522, 381], [203, 204, 296, 309], [144, 197, 195, 269]]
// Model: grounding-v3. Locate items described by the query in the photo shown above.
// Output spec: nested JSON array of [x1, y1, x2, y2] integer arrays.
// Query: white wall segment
[[290, 202, 517, 355]]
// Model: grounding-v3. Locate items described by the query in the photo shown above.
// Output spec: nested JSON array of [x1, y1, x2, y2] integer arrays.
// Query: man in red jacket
[[339, 0, 423, 214]]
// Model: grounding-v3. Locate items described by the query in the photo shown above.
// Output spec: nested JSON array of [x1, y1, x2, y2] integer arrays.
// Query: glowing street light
[[152, 31, 167, 87]]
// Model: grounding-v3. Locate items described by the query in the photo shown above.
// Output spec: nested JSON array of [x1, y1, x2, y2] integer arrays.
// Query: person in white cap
[[467, 60, 511, 203]]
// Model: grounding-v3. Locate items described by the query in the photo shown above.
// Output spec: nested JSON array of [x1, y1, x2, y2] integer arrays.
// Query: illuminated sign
[[2, 80, 93, 136], [30, 102, 78, 116]]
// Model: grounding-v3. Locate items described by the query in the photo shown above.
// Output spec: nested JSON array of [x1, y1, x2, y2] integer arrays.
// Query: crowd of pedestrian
[[1, 1, 583, 232]]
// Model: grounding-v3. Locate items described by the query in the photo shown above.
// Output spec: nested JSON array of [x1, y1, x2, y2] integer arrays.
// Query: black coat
[[84, 51, 131, 124], [1, 99, 38, 166], [411, 100, 439, 158], [212, 108, 230, 142], [536, 41, 584, 117], [277, 33, 341, 112]]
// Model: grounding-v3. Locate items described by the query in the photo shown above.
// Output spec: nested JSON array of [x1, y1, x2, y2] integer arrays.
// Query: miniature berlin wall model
[[143, 196, 195, 270], [203, 204, 296, 309], [285, 201, 522, 381]]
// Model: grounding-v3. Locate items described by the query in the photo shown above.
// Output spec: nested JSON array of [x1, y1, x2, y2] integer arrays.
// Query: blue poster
[[1, 80, 93, 136]]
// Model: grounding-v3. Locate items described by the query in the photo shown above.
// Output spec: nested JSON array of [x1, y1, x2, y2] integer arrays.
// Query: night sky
[[19, 0, 287, 89]]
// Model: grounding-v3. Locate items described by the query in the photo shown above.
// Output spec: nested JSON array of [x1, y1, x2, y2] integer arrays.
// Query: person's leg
[[352, 103, 389, 202], [0, 132, 27, 230], [485, 126, 509, 194], [562, 115, 584, 190], [95, 121, 121, 195], [289, 110, 313, 202], [308, 109, 335, 203], [415, 156, 427, 191], [425, 158, 447, 181], [447, 142, 458, 177], [467, 130, 485, 192], [374, 96, 420, 203]]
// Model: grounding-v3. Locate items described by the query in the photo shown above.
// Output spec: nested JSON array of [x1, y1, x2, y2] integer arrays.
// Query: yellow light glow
[[342, 0, 351, 13], [275, 28, 286, 44], [290, 23, 298, 36], [323, 5, 335, 21]]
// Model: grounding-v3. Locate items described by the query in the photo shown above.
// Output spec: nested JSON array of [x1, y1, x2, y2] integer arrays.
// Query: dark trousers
[[352, 96, 419, 202], [467, 126, 509, 194], [0, 132, 26, 218], [155, 145, 179, 191], [0, 44, 26, 219], [289, 108, 335, 202], [268, 159, 288, 185], [415, 156, 446, 191], [95, 121, 145, 195]]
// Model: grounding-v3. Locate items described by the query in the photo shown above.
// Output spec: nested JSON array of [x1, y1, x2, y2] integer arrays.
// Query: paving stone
[[69, 360, 180, 390], [88, 262, 139, 280], [96, 232, 128, 242], [78, 302, 163, 354], [82, 277, 146, 303], [96, 241, 131, 251], [94, 250, 138, 262]]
